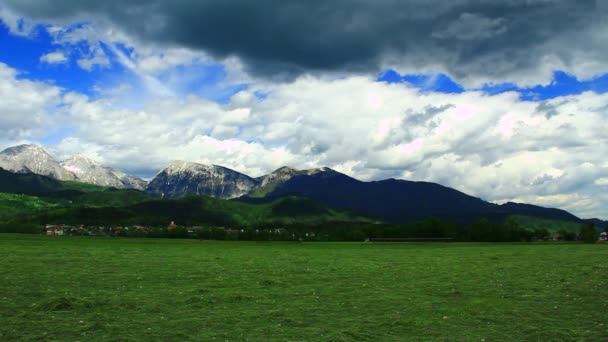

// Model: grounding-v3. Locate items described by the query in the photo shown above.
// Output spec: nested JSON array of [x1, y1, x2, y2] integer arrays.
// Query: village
[[44, 221, 316, 241], [44, 222, 608, 242]]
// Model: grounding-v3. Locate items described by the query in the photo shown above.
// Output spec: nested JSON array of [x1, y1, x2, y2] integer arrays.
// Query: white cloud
[[0, 58, 607, 218], [0, 63, 63, 141], [76, 44, 110, 71], [0, 5, 35, 36], [39, 75, 608, 218], [40, 51, 68, 64]]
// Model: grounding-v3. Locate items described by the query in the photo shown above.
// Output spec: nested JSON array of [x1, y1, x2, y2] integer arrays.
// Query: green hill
[[59, 180, 111, 192], [512, 215, 581, 233], [28, 195, 370, 227], [0, 193, 59, 220]]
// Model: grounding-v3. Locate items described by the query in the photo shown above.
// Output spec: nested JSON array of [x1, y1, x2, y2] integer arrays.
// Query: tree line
[[2, 216, 602, 243]]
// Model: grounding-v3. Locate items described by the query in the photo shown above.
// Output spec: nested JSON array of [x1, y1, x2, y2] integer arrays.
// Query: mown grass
[[0, 235, 606, 341]]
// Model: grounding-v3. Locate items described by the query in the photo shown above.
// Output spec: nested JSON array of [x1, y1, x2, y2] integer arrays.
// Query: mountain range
[[0, 145, 146, 190], [145, 161, 258, 199], [0, 144, 597, 224]]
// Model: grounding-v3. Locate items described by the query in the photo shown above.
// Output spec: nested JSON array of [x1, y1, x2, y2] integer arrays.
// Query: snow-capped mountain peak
[[0, 144, 146, 190], [60, 155, 147, 190], [0, 144, 76, 181]]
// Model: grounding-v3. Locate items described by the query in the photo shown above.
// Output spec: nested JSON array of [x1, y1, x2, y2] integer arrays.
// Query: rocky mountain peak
[[64, 154, 97, 164], [0, 144, 146, 189], [274, 166, 298, 173], [1, 144, 47, 156], [259, 166, 300, 187], [146, 161, 258, 199], [60, 155, 147, 190], [164, 160, 211, 174], [0, 144, 76, 180], [61, 155, 99, 174]]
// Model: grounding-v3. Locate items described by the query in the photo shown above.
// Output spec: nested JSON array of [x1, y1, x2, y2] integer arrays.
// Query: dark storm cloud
[[3, 0, 606, 82]]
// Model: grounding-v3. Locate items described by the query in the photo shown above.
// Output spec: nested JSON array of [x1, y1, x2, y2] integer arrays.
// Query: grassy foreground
[[0, 235, 606, 341]]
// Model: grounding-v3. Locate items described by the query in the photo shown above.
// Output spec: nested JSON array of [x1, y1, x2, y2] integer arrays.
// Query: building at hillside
[[45, 225, 64, 236]]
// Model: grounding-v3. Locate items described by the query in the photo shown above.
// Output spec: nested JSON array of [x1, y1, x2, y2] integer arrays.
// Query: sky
[[0, 0, 607, 219]]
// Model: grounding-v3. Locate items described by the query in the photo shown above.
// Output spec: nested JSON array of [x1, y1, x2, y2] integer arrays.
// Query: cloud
[[75, 44, 110, 71], [432, 12, 507, 40], [1, 67, 595, 218], [40, 51, 68, 64], [0, 29, 607, 219], [0, 63, 63, 143], [2, 0, 606, 86]]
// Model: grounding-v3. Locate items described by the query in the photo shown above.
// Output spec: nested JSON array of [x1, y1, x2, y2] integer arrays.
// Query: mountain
[[498, 202, 580, 223], [0, 144, 76, 181], [582, 218, 607, 230], [0, 145, 591, 224], [240, 168, 582, 224], [0, 167, 368, 228], [248, 166, 333, 197], [60, 155, 147, 190], [0, 144, 146, 190], [242, 170, 495, 222], [0, 167, 64, 195], [145, 161, 259, 199]]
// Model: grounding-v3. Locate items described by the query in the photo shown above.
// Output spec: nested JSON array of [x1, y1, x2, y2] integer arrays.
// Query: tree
[[579, 222, 598, 243], [502, 217, 525, 241], [532, 228, 550, 241], [558, 229, 576, 241], [470, 218, 493, 242]]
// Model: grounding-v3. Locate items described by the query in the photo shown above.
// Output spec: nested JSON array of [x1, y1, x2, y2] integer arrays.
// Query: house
[[168, 221, 177, 230], [45, 225, 64, 236], [600, 232, 607, 242]]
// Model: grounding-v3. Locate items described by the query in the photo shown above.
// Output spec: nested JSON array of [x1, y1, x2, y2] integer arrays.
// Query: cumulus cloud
[[0, 63, 63, 143], [0, 58, 606, 217], [40, 51, 68, 64], [0, 66, 596, 217], [2, 0, 607, 86]]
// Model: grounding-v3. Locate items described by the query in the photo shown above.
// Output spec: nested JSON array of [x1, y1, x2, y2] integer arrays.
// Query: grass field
[[0, 235, 606, 341]]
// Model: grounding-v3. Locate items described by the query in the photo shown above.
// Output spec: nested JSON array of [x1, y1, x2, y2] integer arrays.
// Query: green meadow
[[0, 235, 606, 341]]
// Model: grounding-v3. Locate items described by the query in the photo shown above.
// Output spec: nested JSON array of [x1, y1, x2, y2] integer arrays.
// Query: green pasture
[[0, 235, 606, 341]]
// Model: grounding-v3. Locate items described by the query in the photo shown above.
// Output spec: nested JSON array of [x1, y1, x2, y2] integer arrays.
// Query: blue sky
[[0, 2, 607, 219], [378, 69, 608, 101], [0, 23, 110, 96], [0, 21, 247, 104]]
